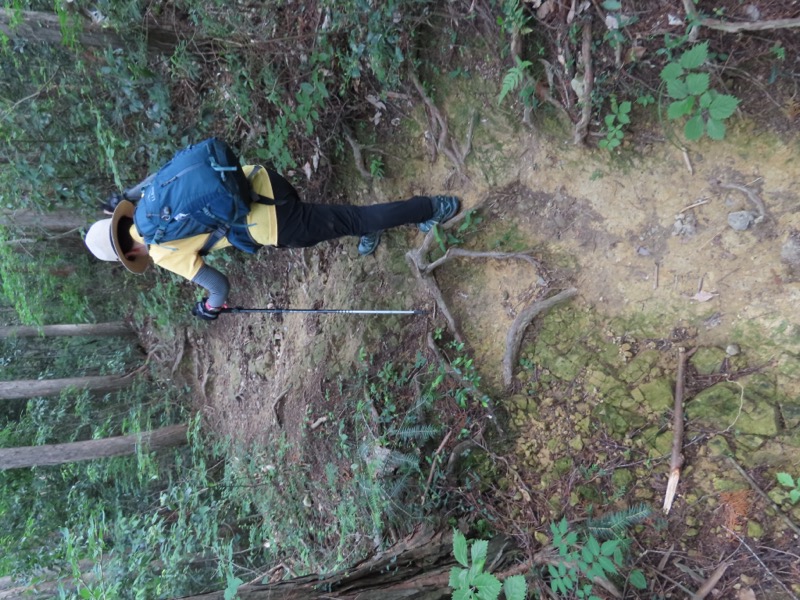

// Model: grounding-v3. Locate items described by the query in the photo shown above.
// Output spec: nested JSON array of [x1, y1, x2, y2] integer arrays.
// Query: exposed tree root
[[683, 0, 800, 37], [572, 19, 594, 145], [501, 288, 578, 389], [341, 123, 373, 182], [409, 69, 474, 185]]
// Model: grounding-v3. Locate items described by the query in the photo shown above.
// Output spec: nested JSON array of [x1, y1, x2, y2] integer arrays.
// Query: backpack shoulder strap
[[247, 165, 288, 206]]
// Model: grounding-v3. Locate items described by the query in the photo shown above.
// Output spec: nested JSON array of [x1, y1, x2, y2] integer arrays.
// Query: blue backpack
[[133, 138, 261, 255]]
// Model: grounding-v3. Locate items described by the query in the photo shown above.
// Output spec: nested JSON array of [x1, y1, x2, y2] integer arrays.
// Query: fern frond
[[498, 58, 533, 105], [586, 503, 652, 539], [387, 450, 420, 471], [394, 424, 440, 442]]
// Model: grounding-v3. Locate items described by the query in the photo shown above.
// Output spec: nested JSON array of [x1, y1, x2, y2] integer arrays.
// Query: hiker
[[85, 155, 459, 321]]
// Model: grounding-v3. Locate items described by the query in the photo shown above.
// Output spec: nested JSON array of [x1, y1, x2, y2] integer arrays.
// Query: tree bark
[[0, 424, 188, 470], [0, 208, 87, 233], [0, 374, 132, 400], [0, 8, 180, 53], [173, 530, 516, 600], [0, 322, 132, 339]]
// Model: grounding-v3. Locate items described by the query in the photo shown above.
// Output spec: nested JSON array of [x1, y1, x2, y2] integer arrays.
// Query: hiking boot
[[418, 196, 460, 233], [357, 231, 382, 256]]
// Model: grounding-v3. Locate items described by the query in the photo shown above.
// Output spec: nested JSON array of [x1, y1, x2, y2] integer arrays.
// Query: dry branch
[[692, 561, 731, 599], [682, 1, 800, 34], [717, 181, 766, 222], [572, 20, 594, 145], [341, 124, 373, 182], [663, 346, 689, 514], [501, 288, 578, 389]]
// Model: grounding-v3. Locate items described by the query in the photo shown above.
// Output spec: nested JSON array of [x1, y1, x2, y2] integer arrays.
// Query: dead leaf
[[625, 46, 646, 64], [536, 0, 554, 19], [737, 589, 756, 600], [690, 291, 718, 303]]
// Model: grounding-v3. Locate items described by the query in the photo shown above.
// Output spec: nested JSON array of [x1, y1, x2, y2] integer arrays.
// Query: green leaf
[[684, 114, 705, 140], [629, 569, 648, 590], [453, 530, 469, 567], [604, 114, 616, 127], [224, 577, 244, 600], [666, 78, 688, 100], [680, 42, 709, 70], [617, 113, 630, 125], [503, 575, 528, 600], [699, 91, 713, 108], [79, 589, 92, 600], [667, 100, 688, 119], [660, 62, 684, 82], [597, 556, 618, 575], [558, 517, 569, 535], [453, 588, 473, 600], [450, 567, 469, 589], [602, 0, 622, 9], [708, 94, 739, 119], [582, 546, 594, 563], [685, 72, 709, 96], [474, 572, 502, 600], [706, 117, 726, 140], [587, 537, 601, 556], [471, 539, 488, 572], [600, 539, 620, 556], [777, 473, 796, 488], [619, 101, 632, 114], [789, 489, 800, 504]]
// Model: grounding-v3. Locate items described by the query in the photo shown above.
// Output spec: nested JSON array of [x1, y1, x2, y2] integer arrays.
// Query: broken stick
[[663, 346, 689, 514]]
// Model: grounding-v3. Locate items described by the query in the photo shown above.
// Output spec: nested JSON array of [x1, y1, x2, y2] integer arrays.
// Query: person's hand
[[191, 299, 224, 321], [100, 192, 124, 215]]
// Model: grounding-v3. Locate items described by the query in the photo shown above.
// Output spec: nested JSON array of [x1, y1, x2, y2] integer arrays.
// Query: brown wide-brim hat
[[84, 200, 150, 274]]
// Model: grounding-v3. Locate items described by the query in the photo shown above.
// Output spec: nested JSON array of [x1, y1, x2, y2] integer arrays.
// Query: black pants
[[268, 170, 434, 248]]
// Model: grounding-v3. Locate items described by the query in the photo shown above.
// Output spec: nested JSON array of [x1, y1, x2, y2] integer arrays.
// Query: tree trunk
[[0, 374, 132, 400], [0, 8, 180, 53], [0, 208, 87, 233], [173, 530, 515, 600], [0, 424, 188, 469], [0, 322, 132, 339]]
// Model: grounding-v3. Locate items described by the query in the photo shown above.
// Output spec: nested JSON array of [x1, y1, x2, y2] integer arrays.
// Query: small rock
[[728, 211, 756, 231], [780, 230, 800, 269], [743, 4, 761, 20], [726, 344, 740, 356]]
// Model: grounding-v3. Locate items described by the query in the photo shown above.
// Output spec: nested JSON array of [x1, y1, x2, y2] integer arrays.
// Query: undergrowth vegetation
[[1, 0, 798, 598]]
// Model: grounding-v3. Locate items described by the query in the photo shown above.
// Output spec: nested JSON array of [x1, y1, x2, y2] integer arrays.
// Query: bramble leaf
[[473, 572, 502, 600], [680, 42, 708, 70], [660, 62, 683, 82], [708, 94, 739, 119], [667, 78, 688, 100], [684, 114, 705, 140], [471, 539, 488, 572], [706, 118, 726, 140], [453, 530, 469, 567], [503, 575, 528, 600], [686, 72, 709, 96]]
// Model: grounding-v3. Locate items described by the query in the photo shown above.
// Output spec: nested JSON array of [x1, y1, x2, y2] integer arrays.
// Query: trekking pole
[[220, 306, 426, 316]]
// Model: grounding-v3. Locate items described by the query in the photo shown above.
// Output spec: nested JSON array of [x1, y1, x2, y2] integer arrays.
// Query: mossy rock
[[633, 378, 674, 414], [686, 382, 778, 436], [706, 435, 732, 457], [593, 404, 647, 437], [611, 468, 634, 489], [690, 347, 727, 375], [619, 349, 661, 384]]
